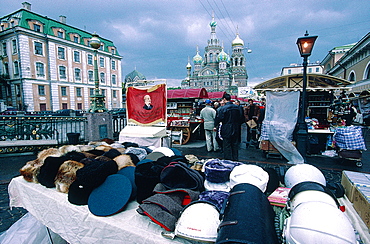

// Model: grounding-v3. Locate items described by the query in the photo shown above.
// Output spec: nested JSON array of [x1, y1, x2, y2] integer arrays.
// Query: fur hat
[[64, 151, 86, 162], [59, 145, 81, 155], [55, 160, 84, 193], [76, 159, 118, 188], [102, 148, 122, 159], [85, 149, 105, 157], [126, 153, 139, 166], [113, 154, 135, 170], [125, 147, 147, 161], [37, 156, 68, 188], [94, 155, 114, 162], [95, 145, 113, 152], [122, 142, 139, 148], [19, 159, 43, 183], [37, 148, 62, 163]]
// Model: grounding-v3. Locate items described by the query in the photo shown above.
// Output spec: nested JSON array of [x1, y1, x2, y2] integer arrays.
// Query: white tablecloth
[[8, 176, 196, 244]]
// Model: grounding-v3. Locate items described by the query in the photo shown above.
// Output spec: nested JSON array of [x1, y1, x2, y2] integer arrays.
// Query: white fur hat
[[229, 164, 269, 192]]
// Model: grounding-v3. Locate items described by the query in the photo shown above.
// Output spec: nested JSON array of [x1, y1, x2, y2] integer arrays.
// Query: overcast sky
[[2, 0, 369, 87]]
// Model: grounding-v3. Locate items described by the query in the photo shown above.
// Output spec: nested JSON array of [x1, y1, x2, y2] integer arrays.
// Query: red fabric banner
[[126, 84, 167, 125]]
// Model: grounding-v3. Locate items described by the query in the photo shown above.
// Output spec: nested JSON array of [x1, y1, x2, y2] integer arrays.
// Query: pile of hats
[[19, 141, 179, 216]]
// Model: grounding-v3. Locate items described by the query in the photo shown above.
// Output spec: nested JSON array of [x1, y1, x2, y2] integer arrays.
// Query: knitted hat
[[160, 162, 204, 191], [125, 147, 147, 161], [37, 156, 68, 188], [88, 174, 132, 216], [76, 159, 118, 188]]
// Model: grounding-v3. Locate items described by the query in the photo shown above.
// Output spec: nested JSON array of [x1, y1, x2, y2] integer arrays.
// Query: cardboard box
[[352, 185, 370, 230], [268, 187, 290, 207], [341, 171, 370, 202]]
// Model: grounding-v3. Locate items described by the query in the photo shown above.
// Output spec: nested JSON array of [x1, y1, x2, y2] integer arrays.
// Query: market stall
[[254, 73, 352, 157], [167, 88, 208, 144]]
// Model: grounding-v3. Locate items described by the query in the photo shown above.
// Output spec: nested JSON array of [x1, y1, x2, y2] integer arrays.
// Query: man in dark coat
[[244, 99, 260, 147], [214, 93, 244, 161]]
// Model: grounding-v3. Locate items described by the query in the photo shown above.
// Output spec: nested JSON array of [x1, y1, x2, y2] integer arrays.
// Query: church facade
[[181, 17, 248, 95]]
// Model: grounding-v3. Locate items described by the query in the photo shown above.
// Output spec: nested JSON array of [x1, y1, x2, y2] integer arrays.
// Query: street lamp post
[[296, 31, 318, 160], [89, 33, 107, 113]]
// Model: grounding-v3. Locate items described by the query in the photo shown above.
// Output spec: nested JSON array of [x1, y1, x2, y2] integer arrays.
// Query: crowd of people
[[200, 93, 266, 161]]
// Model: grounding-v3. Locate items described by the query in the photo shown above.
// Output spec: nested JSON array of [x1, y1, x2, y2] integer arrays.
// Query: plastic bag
[[0, 213, 67, 244]]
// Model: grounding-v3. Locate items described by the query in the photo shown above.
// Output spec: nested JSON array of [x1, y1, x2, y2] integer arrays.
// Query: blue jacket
[[214, 101, 244, 139]]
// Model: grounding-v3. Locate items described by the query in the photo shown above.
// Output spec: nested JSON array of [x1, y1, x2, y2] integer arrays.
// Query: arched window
[[210, 53, 213, 62], [348, 72, 355, 82], [365, 62, 370, 80]]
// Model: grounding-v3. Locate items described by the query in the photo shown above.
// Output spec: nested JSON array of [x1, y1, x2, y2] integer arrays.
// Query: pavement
[[1, 131, 369, 234]]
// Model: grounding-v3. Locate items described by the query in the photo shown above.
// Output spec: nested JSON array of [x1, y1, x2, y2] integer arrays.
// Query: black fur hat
[[68, 179, 95, 205], [37, 156, 68, 188], [76, 159, 118, 189], [102, 148, 122, 159], [64, 151, 86, 162]]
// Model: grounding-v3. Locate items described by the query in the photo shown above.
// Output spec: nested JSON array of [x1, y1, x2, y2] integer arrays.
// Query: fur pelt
[[55, 160, 84, 193], [88, 141, 110, 147], [37, 148, 63, 163], [19, 159, 43, 183], [95, 145, 114, 152]]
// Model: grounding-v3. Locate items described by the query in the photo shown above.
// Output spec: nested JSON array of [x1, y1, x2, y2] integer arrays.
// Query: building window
[[58, 47, 65, 59], [59, 66, 66, 79], [89, 88, 94, 96], [62, 103, 68, 109], [12, 39, 17, 53], [87, 54, 93, 65], [74, 51, 80, 62], [316, 67, 320, 72], [57, 31, 64, 38], [61, 87, 67, 96], [2, 42, 6, 56], [77, 103, 82, 110], [34, 24, 41, 32], [111, 48, 115, 54], [112, 74, 116, 85], [73, 36, 79, 43], [38, 85, 45, 96], [34, 42, 43, 55], [113, 90, 117, 98], [308, 68, 312, 73], [88, 70, 93, 82], [112, 60, 116, 70], [100, 72, 105, 83], [13, 61, 19, 76], [76, 87, 82, 97], [74, 68, 81, 81], [3, 63, 9, 76], [288, 69, 291, 74], [36, 62, 45, 77], [100, 57, 104, 67], [101, 89, 106, 96]]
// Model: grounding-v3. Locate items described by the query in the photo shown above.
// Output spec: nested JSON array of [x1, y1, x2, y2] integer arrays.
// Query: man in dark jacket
[[214, 93, 244, 161]]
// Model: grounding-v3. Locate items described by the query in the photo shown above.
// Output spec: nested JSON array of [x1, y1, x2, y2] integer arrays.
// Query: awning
[[208, 91, 226, 99], [254, 74, 352, 92], [167, 88, 208, 99]]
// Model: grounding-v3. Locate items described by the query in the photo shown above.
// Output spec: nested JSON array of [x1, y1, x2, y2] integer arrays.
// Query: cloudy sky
[[2, 0, 369, 87]]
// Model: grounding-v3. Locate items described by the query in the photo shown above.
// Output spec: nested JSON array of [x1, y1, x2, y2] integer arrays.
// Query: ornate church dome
[[232, 33, 244, 46], [218, 49, 230, 63], [193, 50, 203, 64], [210, 19, 217, 27]]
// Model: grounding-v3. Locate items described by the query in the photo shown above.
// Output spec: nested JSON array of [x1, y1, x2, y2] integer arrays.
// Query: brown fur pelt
[[95, 155, 114, 162], [114, 154, 135, 170], [37, 148, 63, 163], [19, 159, 43, 183], [54, 160, 84, 193], [95, 145, 114, 152], [80, 151, 98, 159], [101, 138, 115, 145], [88, 141, 109, 147]]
